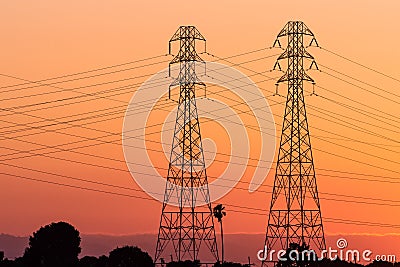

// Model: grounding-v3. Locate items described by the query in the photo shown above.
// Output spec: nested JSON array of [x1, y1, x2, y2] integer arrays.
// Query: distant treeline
[[0, 221, 398, 267]]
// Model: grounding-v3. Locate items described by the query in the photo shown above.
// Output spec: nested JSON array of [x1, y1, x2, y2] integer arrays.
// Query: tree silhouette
[[166, 260, 201, 267], [23, 221, 81, 267], [366, 261, 397, 267], [77, 255, 108, 267], [78, 255, 108, 267], [108, 246, 153, 267], [276, 242, 315, 267], [213, 204, 226, 264], [78, 256, 99, 267], [97, 255, 108, 267], [213, 261, 245, 267]]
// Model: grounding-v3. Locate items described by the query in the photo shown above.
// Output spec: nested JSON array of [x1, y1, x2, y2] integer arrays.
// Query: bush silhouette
[[166, 260, 201, 267], [23, 221, 81, 267], [108, 246, 153, 267], [213, 261, 245, 267]]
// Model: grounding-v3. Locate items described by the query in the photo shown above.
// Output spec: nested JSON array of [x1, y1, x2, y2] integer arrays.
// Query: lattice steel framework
[[262, 21, 326, 264], [154, 26, 219, 264]]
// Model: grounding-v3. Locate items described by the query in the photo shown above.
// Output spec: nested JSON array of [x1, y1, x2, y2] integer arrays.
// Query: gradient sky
[[0, 1, 399, 253]]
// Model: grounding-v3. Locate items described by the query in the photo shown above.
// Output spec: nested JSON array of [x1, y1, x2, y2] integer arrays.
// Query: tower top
[[170, 26, 206, 43], [169, 26, 206, 64], [273, 21, 319, 84]]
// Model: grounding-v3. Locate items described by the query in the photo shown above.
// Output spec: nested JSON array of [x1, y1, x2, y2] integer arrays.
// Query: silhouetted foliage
[[213, 204, 227, 264], [78, 255, 109, 267], [23, 221, 81, 267], [2, 221, 400, 267], [0, 257, 25, 267], [166, 260, 201, 267], [108, 246, 153, 267], [213, 261, 245, 267], [78, 256, 98, 267], [366, 261, 396, 267], [98, 255, 108, 267], [308, 258, 364, 267], [276, 242, 322, 267]]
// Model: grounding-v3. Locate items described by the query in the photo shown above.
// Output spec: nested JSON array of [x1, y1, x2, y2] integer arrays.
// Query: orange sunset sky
[[0, 0, 399, 255]]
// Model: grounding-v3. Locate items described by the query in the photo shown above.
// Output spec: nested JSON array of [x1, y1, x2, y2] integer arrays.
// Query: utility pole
[[154, 26, 219, 265], [262, 21, 326, 266]]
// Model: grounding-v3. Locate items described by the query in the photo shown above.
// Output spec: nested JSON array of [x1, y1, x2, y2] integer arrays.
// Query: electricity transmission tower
[[262, 21, 326, 265], [154, 26, 219, 265]]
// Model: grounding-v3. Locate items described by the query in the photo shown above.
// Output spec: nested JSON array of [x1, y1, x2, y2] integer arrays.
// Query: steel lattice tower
[[154, 26, 219, 265], [262, 21, 326, 264]]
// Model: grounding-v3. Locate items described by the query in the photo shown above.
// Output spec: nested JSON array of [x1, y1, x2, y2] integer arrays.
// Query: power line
[[3, 96, 400, 191], [316, 84, 400, 124], [0, 73, 281, 161], [2, 49, 396, 159], [3, 62, 400, 180], [0, 46, 271, 92], [208, 70, 400, 172], [0, 49, 396, 188], [1, 77, 398, 189], [0, 45, 398, 236], [2, 170, 399, 229], [0, 57, 280, 132], [210, 67, 400, 153], [320, 70, 400, 105], [320, 46, 400, 84], [212, 49, 400, 144], [0, 76, 170, 113], [4, 87, 400, 180], [0, 85, 396, 200], [0, 51, 278, 116], [2, 96, 397, 184], [3, 48, 396, 142], [0, 53, 282, 146], [1, 160, 398, 228], [0, 48, 276, 99], [0, 97, 280, 166], [0, 54, 170, 91], [208, 49, 400, 144], [319, 62, 400, 101], [0, 70, 167, 102], [307, 95, 400, 136], [2, 158, 399, 205]]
